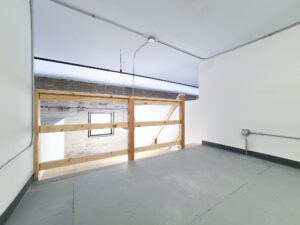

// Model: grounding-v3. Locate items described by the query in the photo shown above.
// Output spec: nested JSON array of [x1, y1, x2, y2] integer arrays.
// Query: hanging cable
[[120, 49, 125, 123]]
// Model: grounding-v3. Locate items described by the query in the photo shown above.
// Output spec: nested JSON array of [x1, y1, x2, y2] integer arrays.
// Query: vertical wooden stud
[[34, 90, 40, 180], [128, 97, 135, 161], [179, 94, 185, 150]]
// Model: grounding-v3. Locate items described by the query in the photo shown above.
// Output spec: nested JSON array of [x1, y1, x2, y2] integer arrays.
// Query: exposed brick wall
[[41, 104, 128, 158], [35, 77, 197, 100]]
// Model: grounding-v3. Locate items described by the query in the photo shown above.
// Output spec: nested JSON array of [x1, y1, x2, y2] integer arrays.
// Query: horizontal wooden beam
[[135, 141, 181, 153], [39, 141, 181, 170], [39, 120, 181, 133], [39, 93, 128, 104], [134, 99, 180, 106], [39, 122, 128, 133], [39, 149, 128, 170], [135, 120, 181, 127], [36, 89, 182, 103], [133, 96, 181, 103], [36, 89, 129, 99]]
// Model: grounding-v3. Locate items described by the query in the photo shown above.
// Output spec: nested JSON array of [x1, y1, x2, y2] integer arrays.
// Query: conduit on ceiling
[[50, 0, 300, 60]]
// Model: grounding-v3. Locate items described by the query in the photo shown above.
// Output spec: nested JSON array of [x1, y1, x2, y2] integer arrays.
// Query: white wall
[[135, 105, 179, 148], [0, 0, 33, 215], [189, 25, 300, 161], [40, 120, 64, 162], [185, 100, 202, 145]]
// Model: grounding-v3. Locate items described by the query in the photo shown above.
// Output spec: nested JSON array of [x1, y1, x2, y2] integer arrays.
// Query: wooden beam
[[36, 89, 181, 103], [39, 122, 128, 133], [36, 89, 129, 99], [135, 120, 180, 127], [135, 141, 181, 153], [39, 149, 128, 170], [179, 94, 185, 149], [135, 99, 180, 106], [151, 95, 180, 145], [133, 96, 181, 103], [128, 97, 135, 161], [39, 93, 128, 104], [34, 90, 40, 180], [168, 132, 180, 151]]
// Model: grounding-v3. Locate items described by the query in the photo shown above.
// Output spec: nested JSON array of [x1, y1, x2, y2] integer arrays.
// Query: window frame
[[88, 112, 114, 137]]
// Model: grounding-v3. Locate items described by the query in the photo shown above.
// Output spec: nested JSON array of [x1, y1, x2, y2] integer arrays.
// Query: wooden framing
[[135, 120, 180, 127], [34, 90, 40, 180], [128, 97, 135, 161], [40, 149, 128, 170], [135, 141, 181, 153], [179, 94, 185, 149], [39, 122, 128, 133], [151, 95, 181, 145], [33, 89, 185, 180]]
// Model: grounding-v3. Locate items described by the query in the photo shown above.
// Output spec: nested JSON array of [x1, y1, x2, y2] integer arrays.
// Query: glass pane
[[90, 113, 112, 136]]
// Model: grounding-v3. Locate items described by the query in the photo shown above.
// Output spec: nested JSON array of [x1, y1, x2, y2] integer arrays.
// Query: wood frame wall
[[34, 89, 185, 180]]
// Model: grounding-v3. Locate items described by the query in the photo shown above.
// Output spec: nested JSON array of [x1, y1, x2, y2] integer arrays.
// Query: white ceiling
[[33, 0, 300, 87]]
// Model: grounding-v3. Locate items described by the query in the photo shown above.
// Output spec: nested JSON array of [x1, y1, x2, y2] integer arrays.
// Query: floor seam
[[72, 184, 75, 225], [187, 165, 272, 225]]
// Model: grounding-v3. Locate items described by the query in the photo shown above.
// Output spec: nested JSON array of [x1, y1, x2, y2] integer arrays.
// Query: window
[[88, 112, 114, 137]]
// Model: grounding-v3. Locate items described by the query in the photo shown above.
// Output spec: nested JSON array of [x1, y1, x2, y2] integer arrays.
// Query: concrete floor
[[5, 145, 300, 225]]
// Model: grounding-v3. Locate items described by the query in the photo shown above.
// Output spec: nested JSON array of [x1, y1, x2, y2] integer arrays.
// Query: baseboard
[[0, 175, 33, 225], [202, 140, 300, 169]]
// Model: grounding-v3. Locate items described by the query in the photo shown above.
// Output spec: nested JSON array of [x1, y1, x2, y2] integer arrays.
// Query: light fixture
[[147, 36, 156, 43]]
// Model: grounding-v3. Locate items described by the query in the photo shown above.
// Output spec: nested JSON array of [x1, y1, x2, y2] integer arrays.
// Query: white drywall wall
[[185, 100, 202, 145], [40, 120, 64, 162], [135, 105, 179, 148], [193, 25, 300, 161], [0, 0, 33, 215]]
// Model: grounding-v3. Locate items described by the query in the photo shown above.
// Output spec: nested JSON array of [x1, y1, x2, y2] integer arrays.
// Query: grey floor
[[5, 145, 300, 225]]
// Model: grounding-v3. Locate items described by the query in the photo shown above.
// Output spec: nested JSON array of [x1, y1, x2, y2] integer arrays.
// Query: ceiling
[[33, 0, 300, 87]]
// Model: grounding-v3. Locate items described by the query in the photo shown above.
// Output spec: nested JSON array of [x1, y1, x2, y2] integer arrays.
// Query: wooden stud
[[39, 149, 128, 170], [34, 90, 40, 180], [135, 141, 181, 153], [134, 120, 180, 127], [39, 120, 180, 133], [128, 97, 135, 161], [178, 94, 185, 150], [36, 89, 129, 99], [39, 93, 128, 104], [134, 99, 180, 106], [133, 95, 181, 103], [36, 89, 181, 102], [39, 122, 128, 133]]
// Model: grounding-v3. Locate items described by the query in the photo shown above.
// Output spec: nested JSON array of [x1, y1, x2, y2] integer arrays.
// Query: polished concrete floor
[[5, 145, 300, 225]]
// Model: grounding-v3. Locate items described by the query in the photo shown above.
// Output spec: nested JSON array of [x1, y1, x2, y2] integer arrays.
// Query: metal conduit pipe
[[0, 0, 35, 172], [241, 129, 300, 155], [50, 0, 300, 61], [132, 40, 149, 96]]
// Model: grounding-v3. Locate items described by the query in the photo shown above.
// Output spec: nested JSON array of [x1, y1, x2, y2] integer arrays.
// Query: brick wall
[[35, 77, 197, 100]]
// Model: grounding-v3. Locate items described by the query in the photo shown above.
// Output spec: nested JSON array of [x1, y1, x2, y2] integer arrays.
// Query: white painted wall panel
[[0, 0, 33, 215], [192, 25, 300, 161]]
